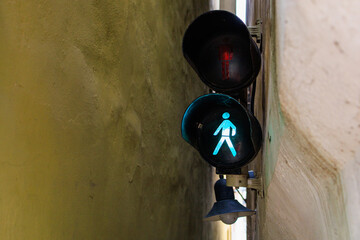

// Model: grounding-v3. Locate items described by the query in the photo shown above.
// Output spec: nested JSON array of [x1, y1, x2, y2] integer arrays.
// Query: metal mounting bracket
[[247, 176, 264, 198], [248, 20, 262, 44], [226, 172, 264, 198]]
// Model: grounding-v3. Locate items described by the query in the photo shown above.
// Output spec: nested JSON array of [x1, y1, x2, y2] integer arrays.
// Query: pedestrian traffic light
[[181, 10, 263, 172], [181, 94, 262, 170], [183, 10, 261, 95]]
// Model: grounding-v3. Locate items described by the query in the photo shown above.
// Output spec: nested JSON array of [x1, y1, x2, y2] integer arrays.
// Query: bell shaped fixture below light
[[205, 179, 255, 225]]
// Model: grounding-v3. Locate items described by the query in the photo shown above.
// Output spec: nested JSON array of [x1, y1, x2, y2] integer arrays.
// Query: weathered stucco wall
[[254, 0, 360, 239], [0, 1, 228, 239]]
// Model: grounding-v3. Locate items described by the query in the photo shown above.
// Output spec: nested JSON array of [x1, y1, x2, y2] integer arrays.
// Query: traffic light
[[183, 10, 261, 96], [181, 10, 262, 172], [181, 11, 262, 224], [181, 93, 262, 170]]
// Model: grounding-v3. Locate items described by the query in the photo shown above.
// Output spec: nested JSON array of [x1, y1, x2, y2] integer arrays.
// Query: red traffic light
[[182, 10, 261, 95]]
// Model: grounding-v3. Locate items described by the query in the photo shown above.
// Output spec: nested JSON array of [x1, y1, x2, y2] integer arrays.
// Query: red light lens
[[219, 45, 233, 80]]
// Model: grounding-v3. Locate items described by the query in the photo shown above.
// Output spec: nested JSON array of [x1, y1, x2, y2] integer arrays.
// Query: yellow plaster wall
[[0, 1, 228, 239]]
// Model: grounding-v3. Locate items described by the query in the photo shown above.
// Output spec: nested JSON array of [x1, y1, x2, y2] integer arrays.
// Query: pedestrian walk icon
[[213, 112, 237, 157]]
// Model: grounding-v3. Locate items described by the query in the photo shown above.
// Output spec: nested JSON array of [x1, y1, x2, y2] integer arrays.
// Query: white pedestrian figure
[[213, 112, 237, 157]]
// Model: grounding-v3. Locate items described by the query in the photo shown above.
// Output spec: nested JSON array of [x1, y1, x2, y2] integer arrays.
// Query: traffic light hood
[[181, 94, 262, 169], [183, 10, 261, 95]]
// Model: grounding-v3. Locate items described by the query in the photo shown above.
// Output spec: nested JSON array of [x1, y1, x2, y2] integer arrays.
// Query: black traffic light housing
[[181, 10, 262, 173], [183, 10, 261, 96], [181, 94, 262, 170]]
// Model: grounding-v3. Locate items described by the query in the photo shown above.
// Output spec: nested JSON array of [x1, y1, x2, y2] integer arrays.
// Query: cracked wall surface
[[0, 1, 228, 239]]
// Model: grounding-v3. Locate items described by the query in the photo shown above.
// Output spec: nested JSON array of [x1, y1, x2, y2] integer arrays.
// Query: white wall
[[256, 0, 360, 239]]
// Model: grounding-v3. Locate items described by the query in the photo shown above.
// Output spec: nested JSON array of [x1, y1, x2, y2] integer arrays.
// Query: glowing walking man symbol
[[213, 112, 237, 157]]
